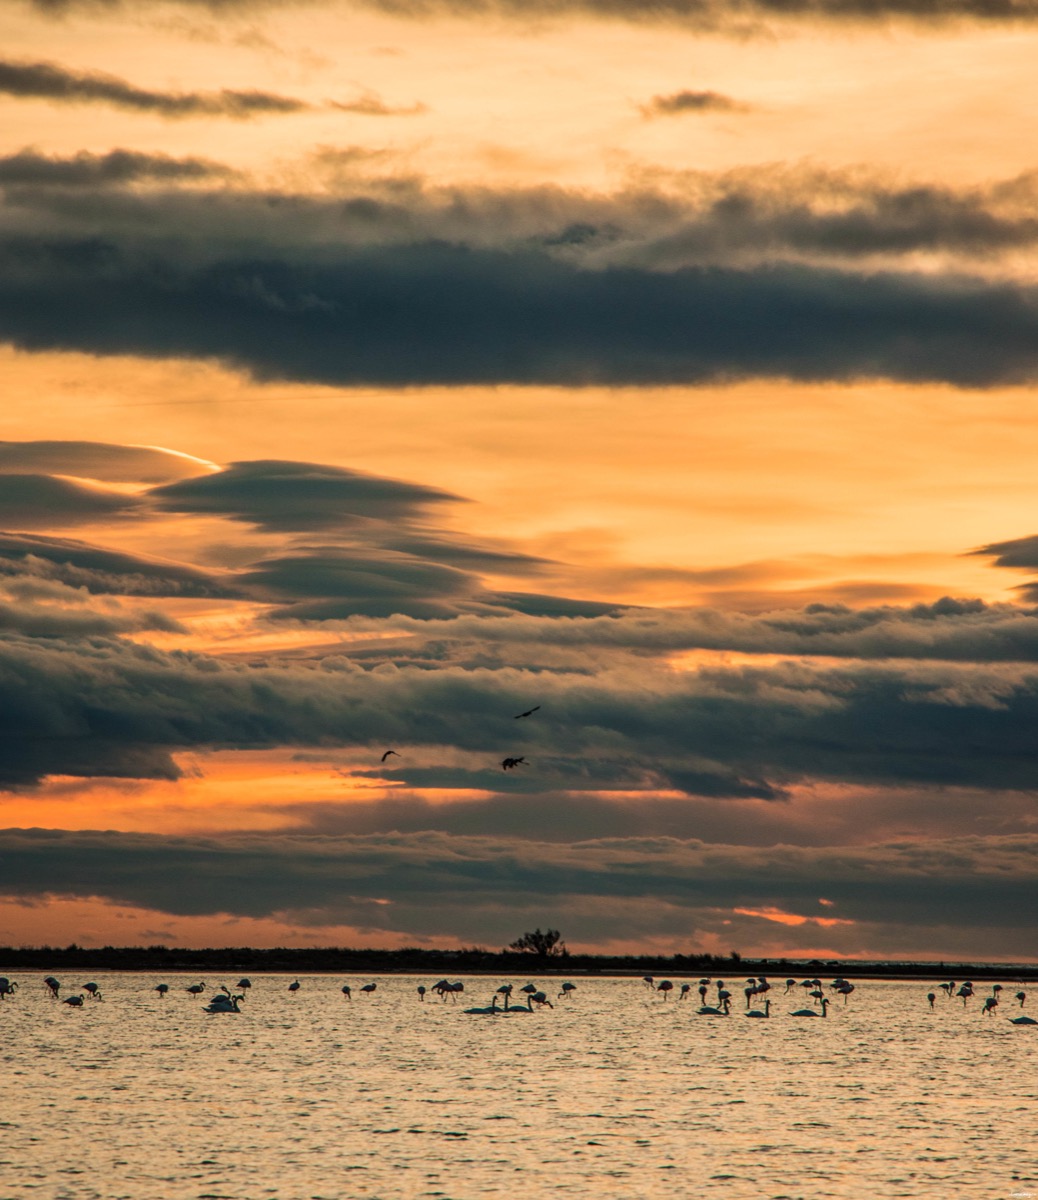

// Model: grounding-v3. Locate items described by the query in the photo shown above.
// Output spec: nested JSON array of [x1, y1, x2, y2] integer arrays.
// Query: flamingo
[[204, 992, 244, 1014], [0, 978, 18, 1000], [520, 983, 538, 996], [982, 996, 999, 1015], [237, 979, 252, 991], [746, 999, 771, 1019], [957, 982, 974, 1005], [792, 997, 830, 1017], [64, 994, 84, 1007], [784, 978, 798, 993], [1016, 991, 1027, 1007], [642, 976, 655, 989], [186, 982, 206, 998], [698, 982, 709, 1004], [288, 980, 301, 993], [558, 982, 577, 999], [417, 986, 426, 1002], [463, 995, 501, 1015], [341, 985, 352, 1000], [360, 983, 377, 996], [697, 1003, 728, 1016], [82, 982, 101, 1000], [155, 983, 169, 998], [657, 981, 674, 999], [43, 976, 60, 998], [927, 992, 936, 1009], [1009, 1015, 1038, 1026], [530, 991, 554, 1009], [679, 984, 691, 1000], [496, 984, 514, 1002]]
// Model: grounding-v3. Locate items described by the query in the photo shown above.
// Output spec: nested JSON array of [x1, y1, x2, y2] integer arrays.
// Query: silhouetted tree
[[508, 928, 568, 958]]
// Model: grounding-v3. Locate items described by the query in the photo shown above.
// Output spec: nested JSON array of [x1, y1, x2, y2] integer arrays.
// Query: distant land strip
[[0, 947, 1035, 981]]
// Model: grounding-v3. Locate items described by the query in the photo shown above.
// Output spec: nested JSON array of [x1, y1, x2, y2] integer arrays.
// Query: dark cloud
[[4, 233, 1038, 386], [0, 827, 1034, 952], [640, 89, 746, 117], [0, 57, 309, 118], [0, 473, 143, 526], [0, 148, 232, 187], [381, 596, 1038, 662], [243, 546, 488, 619], [972, 534, 1038, 570], [0, 531, 227, 596], [0, 440, 215, 483], [0, 598, 182, 638], [18, 0, 1038, 28], [7, 629, 1038, 792], [151, 459, 462, 531], [277, 778, 1038, 845]]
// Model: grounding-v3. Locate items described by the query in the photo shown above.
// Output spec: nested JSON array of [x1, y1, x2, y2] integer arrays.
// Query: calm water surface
[[2, 974, 1036, 1200]]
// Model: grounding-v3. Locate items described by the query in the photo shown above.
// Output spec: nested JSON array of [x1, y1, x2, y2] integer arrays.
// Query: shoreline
[[2, 946, 1035, 981]]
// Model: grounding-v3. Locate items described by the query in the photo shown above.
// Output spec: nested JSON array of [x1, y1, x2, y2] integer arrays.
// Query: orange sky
[[3, 0, 1038, 960]]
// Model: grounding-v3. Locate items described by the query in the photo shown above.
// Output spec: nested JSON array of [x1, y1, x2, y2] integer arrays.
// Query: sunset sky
[[3, 0, 1038, 961]]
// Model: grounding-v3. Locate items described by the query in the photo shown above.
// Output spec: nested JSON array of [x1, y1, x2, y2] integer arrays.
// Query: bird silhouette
[[464, 995, 501, 1015], [381, 750, 399, 762], [514, 706, 540, 719], [341, 985, 352, 999], [288, 980, 301, 993], [746, 999, 771, 1019], [360, 982, 377, 995], [155, 983, 169, 998], [82, 982, 101, 1000], [792, 997, 830, 1017], [64, 994, 84, 1007], [501, 756, 526, 770], [186, 982, 206, 998], [204, 992, 244, 1014], [1009, 1015, 1038, 1026], [43, 976, 60, 998]]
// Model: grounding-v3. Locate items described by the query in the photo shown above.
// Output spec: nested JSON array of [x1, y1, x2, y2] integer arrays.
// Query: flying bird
[[501, 756, 526, 770], [381, 750, 399, 762], [514, 706, 540, 719]]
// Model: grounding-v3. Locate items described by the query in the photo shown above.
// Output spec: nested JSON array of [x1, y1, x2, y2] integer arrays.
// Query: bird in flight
[[381, 750, 399, 762], [501, 756, 526, 770], [514, 706, 540, 719]]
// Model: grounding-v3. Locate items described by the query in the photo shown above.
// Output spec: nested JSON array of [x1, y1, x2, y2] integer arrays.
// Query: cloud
[[0, 827, 1034, 953], [0, 473, 143, 527], [151, 459, 462, 531], [375, 596, 1038, 662], [7, 629, 1038, 791], [0, 531, 227, 596], [0, 440, 217, 483], [18, 0, 1038, 29], [0, 149, 233, 187], [4, 233, 1038, 387], [330, 91, 427, 116], [0, 57, 310, 118], [640, 89, 747, 117]]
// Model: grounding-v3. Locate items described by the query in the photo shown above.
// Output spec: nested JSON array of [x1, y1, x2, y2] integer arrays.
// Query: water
[[2, 975, 1036, 1200]]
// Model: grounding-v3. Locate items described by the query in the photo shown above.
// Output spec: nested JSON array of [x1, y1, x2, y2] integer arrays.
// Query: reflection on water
[[2, 975, 1036, 1199]]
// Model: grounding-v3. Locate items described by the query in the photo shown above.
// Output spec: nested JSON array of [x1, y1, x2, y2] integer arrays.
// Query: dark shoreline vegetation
[[1, 945, 1035, 981]]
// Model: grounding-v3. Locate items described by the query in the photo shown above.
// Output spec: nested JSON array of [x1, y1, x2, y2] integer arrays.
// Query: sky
[[2, 0, 1038, 962]]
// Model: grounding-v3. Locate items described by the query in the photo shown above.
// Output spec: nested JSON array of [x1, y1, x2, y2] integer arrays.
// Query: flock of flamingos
[[1, 972, 1036, 1024]]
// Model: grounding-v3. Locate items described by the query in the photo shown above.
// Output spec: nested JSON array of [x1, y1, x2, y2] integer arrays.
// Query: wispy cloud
[[0, 57, 310, 118], [640, 89, 747, 117]]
